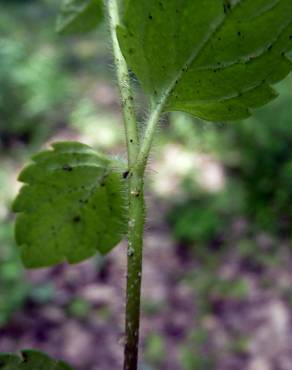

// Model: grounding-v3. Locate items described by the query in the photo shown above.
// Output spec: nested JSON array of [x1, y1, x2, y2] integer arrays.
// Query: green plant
[[4, 1, 292, 369]]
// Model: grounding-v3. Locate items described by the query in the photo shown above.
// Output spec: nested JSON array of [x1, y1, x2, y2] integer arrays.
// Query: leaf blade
[[13, 142, 127, 268], [117, 0, 292, 121]]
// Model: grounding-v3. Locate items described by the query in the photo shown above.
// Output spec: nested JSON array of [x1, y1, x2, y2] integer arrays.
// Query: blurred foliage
[[0, 161, 29, 326], [71, 99, 124, 149], [229, 81, 292, 234], [0, 221, 29, 326], [0, 0, 113, 153], [0, 38, 69, 148], [167, 182, 243, 252], [167, 75, 292, 246], [0, 0, 71, 151]]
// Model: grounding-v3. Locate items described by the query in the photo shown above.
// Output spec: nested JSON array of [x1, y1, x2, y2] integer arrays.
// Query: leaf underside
[[57, 0, 103, 35], [13, 142, 127, 269], [117, 0, 292, 121], [0, 350, 74, 370]]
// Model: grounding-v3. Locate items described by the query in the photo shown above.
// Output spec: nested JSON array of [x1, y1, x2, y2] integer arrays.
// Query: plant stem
[[124, 172, 144, 370], [106, 1, 145, 369]]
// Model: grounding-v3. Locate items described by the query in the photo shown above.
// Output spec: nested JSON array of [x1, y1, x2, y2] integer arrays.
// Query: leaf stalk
[[107, 0, 139, 167], [135, 99, 166, 176]]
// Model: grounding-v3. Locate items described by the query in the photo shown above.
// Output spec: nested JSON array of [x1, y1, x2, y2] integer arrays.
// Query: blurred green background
[[1, 1, 292, 369]]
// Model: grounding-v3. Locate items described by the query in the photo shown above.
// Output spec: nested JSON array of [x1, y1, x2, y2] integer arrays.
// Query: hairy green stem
[[135, 100, 165, 176], [106, 1, 145, 369], [106, 1, 167, 368], [124, 173, 145, 370]]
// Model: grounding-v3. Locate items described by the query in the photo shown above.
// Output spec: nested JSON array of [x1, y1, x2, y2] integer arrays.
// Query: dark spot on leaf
[[79, 199, 88, 204], [223, 0, 232, 14], [148, 14, 153, 20], [73, 216, 81, 223], [123, 170, 130, 179], [62, 164, 73, 172]]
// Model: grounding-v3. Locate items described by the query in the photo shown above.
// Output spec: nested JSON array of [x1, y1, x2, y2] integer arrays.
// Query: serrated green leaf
[[57, 0, 103, 35], [13, 142, 127, 269], [0, 350, 74, 370], [117, 0, 292, 121]]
